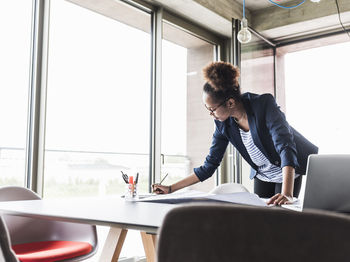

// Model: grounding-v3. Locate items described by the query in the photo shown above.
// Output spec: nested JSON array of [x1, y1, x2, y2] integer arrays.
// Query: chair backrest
[[0, 186, 98, 260], [0, 216, 18, 262], [209, 182, 249, 194], [157, 204, 350, 262]]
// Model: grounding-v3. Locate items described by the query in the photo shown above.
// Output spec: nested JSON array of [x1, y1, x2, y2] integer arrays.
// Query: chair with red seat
[[0, 186, 98, 262], [0, 216, 18, 262]]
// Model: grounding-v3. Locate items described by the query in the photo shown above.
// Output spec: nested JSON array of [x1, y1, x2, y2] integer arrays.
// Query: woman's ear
[[227, 98, 236, 108]]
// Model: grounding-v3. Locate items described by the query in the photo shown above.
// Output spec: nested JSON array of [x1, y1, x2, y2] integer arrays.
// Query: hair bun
[[203, 61, 240, 93]]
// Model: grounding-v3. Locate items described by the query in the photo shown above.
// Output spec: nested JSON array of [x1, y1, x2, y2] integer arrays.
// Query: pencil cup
[[125, 183, 137, 200]]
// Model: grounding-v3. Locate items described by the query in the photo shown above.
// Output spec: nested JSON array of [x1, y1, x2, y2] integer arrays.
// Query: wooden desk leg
[[99, 227, 128, 262], [140, 232, 157, 262]]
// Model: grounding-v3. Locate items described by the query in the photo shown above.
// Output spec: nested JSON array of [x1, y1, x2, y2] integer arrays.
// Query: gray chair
[[0, 216, 18, 262], [0, 186, 98, 262], [157, 204, 350, 262]]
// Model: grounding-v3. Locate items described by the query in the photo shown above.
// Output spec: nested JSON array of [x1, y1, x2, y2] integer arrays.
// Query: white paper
[[135, 190, 211, 204], [135, 190, 267, 207], [204, 192, 267, 207]]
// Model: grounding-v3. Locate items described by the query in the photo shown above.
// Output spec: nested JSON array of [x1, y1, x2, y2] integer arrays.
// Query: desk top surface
[[0, 197, 176, 233]]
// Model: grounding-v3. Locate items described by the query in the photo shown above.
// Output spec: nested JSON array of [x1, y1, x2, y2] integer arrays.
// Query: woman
[[153, 61, 318, 205]]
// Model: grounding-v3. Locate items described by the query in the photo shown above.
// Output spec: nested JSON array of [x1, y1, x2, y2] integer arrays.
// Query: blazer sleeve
[[264, 94, 298, 169], [194, 125, 229, 182]]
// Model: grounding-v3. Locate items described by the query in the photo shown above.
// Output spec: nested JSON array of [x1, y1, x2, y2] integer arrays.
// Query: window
[[44, 0, 151, 198], [240, 32, 275, 192], [285, 41, 350, 154], [0, 1, 32, 187], [161, 21, 217, 191]]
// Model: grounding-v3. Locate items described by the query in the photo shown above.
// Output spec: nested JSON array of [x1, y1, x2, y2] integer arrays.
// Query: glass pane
[[44, 0, 151, 199], [0, 1, 32, 186], [285, 41, 350, 154], [161, 21, 216, 191], [240, 32, 275, 192], [241, 33, 275, 95]]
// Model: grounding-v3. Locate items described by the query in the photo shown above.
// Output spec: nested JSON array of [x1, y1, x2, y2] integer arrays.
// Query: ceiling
[[70, 0, 350, 44], [234, 0, 293, 11], [150, 0, 350, 43]]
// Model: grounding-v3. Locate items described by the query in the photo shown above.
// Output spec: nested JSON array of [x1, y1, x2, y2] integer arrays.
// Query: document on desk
[[135, 190, 210, 204], [135, 190, 267, 207], [204, 192, 267, 207]]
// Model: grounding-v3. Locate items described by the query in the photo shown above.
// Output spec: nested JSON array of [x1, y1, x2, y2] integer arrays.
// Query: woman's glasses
[[204, 99, 227, 114]]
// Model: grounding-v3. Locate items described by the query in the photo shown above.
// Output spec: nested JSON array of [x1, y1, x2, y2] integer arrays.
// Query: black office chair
[[157, 204, 350, 262]]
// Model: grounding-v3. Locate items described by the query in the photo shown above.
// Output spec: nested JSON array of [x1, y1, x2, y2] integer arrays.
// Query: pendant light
[[237, 0, 251, 44]]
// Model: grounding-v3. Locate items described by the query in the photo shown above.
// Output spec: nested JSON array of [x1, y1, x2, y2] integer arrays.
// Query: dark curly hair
[[203, 61, 241, 103]]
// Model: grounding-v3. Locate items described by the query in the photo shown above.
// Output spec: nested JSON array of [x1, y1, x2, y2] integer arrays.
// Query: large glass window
[[283, 39, 350, 200], [44, 0, 151, 199], [285, 41, 350, 154], [240, 34, 275, 95], [0, 1, 32, 187], [240, 32, 275, 192], [161, 21, 217, 191]]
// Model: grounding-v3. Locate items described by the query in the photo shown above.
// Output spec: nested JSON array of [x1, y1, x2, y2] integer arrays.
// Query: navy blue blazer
[[194, 92, 318, 181]]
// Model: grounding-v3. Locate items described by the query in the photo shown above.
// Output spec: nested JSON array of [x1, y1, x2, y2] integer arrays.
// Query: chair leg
[[99, 227, 128, 262], [140, 232, 157, 262]]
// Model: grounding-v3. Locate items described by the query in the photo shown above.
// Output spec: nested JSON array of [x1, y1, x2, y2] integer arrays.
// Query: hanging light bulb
[[237, 18, 251, 44], [237, 0, 251, 44]]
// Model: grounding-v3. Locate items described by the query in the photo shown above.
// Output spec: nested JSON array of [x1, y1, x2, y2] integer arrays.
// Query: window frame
[[26, 0, 228, 196]]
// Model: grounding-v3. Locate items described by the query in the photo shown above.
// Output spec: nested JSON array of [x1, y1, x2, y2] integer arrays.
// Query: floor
[[86, 226, 147, 261]]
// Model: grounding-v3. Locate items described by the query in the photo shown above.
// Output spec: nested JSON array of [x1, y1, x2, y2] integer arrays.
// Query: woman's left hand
[[267, 193, 293, 206]]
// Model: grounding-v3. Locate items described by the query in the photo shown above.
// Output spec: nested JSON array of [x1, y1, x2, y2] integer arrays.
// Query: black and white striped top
[[239, 128, 284, 183]]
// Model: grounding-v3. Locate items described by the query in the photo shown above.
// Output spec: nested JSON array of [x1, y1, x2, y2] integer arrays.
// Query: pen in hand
[[152, 173, 169, 194]]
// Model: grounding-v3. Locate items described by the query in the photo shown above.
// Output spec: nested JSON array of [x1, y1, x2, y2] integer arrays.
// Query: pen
[[121, 171, 128, 184], [151, 173, 169, 193], [135, 173, 139, 184], [159, 173, 168, 185]]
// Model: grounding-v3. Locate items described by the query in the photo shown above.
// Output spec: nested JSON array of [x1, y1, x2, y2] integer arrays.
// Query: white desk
[[0, 197, 175, 262]]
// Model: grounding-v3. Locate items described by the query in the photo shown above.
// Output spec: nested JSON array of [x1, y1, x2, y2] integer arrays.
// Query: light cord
[[268, 0, 305, 9], [335, 0, 350, 40], [243, 0, 245, 18]]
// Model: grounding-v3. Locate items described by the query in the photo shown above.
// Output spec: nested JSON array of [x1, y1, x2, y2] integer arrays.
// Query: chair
[[209, 182, 249, 194], [0, 186, 98, 262], [157, 204, 350, 262], [0, 216, 18, 262]]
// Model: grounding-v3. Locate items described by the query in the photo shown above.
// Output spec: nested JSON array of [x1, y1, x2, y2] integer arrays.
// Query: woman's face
[[202, 92, 231, 122]]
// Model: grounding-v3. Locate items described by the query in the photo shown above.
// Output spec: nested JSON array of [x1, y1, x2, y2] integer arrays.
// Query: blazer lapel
[[224, 117, 257, 170]]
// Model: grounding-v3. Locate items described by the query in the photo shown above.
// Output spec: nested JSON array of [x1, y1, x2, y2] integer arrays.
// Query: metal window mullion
[[25, 0, 50, 196], [149, 7, 163, 192], [232, 18, 242, 184], [273, 47, 277, 98]]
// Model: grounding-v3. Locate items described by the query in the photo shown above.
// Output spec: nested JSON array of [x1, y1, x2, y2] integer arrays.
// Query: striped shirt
[[239, 129, 284, 183]]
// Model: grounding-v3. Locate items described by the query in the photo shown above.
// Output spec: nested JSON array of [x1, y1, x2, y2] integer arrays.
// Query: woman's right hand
[[152, 184, 170, 194]]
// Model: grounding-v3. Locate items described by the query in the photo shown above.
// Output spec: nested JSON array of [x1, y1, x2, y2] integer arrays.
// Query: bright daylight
[[0, 0, 349, 262]]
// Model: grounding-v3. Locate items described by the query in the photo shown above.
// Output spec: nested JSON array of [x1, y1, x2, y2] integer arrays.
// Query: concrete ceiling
[[67, 0, 350, 44], [145, 0, 350, 43], [235, 0, 292, 10]]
